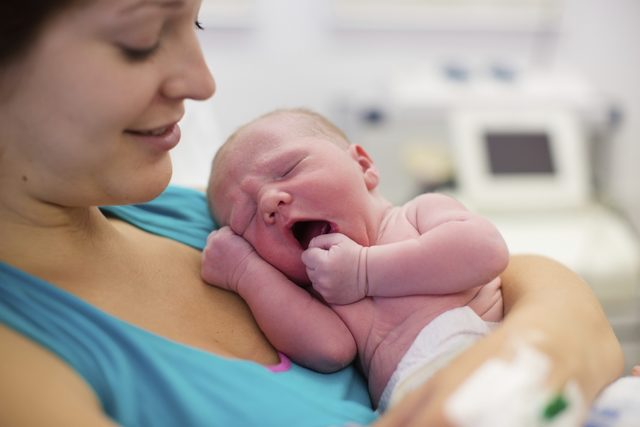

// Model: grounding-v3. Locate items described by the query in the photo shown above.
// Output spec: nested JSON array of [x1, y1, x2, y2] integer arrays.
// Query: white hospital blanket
[[585, 376, 640, 427]]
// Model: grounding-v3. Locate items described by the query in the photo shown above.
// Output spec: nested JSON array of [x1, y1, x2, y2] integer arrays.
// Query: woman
[[0, 1, 623, 426]]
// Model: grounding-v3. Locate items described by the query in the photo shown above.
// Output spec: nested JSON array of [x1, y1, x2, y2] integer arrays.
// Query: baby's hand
[[301, 233, 368, 305], [201, 226, 257, 293]]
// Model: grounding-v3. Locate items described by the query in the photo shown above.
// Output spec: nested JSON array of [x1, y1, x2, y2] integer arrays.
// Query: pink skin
[[202, 112, 508, 402], [208, 113, 386, 287], [302, 232, 369, 304], [201, 113, 385, 371], [125, 122, 182, 152]]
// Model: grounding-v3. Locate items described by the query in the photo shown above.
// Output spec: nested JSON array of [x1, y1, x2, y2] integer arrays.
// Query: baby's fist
[[302, 233, 368, 305], [201, 226, 255, 292]]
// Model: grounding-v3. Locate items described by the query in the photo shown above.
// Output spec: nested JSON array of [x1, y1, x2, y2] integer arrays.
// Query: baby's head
[[207, 108, 352, 224], [206, 107, 381, 284], [228, 108, 351, 148]]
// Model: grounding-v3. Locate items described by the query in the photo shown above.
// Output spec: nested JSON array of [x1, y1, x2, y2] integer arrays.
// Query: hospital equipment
[[449, 104, 640, 373]]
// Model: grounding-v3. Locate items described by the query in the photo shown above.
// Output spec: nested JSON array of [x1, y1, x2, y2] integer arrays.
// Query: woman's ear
[[348, 144, 379, 191]]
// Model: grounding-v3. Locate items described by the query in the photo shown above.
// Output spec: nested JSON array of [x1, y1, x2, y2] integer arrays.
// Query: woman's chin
[[109, 163, 173, 205], [137, 171, 173, 201]]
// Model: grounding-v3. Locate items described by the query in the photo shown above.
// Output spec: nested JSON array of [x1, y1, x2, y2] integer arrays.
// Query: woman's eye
[[195, 20, 204, 30], [120, 42, 160, 62]]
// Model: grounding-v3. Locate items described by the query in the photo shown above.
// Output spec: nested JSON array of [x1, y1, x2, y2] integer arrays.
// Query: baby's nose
[[260, 188, 292, 224]]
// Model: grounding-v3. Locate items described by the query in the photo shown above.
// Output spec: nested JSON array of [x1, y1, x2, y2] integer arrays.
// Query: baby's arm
[[201, 227, 356, 372], [365, 193, 509, 297], [303, 193, 508, 304]]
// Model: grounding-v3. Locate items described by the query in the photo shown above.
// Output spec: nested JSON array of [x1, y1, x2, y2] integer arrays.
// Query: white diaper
[[377, 306, 494, 411]]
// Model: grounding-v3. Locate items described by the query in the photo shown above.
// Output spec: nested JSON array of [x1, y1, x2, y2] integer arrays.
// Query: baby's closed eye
[[278, 157, 305, 179]]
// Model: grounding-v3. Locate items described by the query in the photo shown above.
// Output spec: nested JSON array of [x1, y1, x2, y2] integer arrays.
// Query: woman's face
[[0, 0, 215, 207]]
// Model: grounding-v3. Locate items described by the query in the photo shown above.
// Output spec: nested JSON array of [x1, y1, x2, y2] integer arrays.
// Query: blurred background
[[173, 0, 640, 372]]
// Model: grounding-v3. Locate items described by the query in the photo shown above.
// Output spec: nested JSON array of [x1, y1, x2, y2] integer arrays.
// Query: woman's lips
[[125, 123, 181, 151]]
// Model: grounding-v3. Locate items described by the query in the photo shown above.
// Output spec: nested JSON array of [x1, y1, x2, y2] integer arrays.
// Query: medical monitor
[[451, 108, 590, 211]]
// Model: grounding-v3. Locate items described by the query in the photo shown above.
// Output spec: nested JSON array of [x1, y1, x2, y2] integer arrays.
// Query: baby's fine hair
[[210, 107, 351, 182], [226, 107, 350, 149]]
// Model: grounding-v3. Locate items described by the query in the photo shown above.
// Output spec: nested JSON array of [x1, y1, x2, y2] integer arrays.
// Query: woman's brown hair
[[0, 1, 82, 67]]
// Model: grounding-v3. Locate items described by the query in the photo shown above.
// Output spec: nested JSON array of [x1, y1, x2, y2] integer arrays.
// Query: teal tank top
[[0, 186, 376, 427]]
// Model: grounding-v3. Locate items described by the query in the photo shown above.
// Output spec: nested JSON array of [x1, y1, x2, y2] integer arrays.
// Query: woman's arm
[[375, 254, 624, 426], [0, 325, 119, 427]]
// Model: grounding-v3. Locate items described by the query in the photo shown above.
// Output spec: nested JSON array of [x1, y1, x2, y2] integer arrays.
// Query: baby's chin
[[258, 250, 309, 285], [281, 262, 311, 287], [290, 271, 312, 287]]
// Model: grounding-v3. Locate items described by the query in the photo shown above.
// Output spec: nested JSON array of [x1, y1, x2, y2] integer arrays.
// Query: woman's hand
[[375, 255, 624, 426]]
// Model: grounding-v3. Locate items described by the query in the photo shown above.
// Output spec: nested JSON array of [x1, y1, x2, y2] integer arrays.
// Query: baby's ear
[[348, 144, 379, 191]]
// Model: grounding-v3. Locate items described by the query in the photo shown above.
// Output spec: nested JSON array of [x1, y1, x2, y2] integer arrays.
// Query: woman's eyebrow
[[119, 0, 186, 15]]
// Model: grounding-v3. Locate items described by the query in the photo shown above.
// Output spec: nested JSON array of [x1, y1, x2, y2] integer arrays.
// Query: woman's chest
[[58, 233, 279, 365]]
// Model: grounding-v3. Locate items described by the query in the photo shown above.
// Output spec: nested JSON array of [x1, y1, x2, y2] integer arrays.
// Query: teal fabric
[[100, 185, 217, 250], [0, 185, 376, 427]]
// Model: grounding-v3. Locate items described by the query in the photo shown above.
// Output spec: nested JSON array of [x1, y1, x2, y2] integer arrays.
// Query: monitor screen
[[484, 131, 555, 175]]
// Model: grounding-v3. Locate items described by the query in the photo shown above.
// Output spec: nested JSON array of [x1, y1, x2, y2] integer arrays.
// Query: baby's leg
[[632, 365, 640, 376]]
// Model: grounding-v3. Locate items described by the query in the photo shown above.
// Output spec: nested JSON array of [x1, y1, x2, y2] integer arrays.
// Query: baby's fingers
[[301, 246, 328, 269], [307, 233, 346, 250]]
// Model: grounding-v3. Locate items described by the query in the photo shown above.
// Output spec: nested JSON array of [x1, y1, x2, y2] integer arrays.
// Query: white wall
[[192, 0, 639, 227], [554, 0, 640, 227]]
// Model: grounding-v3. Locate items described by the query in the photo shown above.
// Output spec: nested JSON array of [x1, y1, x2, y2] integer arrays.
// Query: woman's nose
[[259, 188, 292, 224], [161, 33, 216, 101]]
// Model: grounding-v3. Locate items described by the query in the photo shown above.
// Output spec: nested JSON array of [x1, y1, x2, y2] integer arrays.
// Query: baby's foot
[[631, 365, 640, 376]]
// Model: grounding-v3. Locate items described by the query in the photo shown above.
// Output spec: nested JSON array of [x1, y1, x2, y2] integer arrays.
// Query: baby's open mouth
[[292, 221, 332, 250]]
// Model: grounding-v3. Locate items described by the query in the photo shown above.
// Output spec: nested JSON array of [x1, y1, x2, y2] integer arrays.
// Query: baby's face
[[210, 114, 376, 284]]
